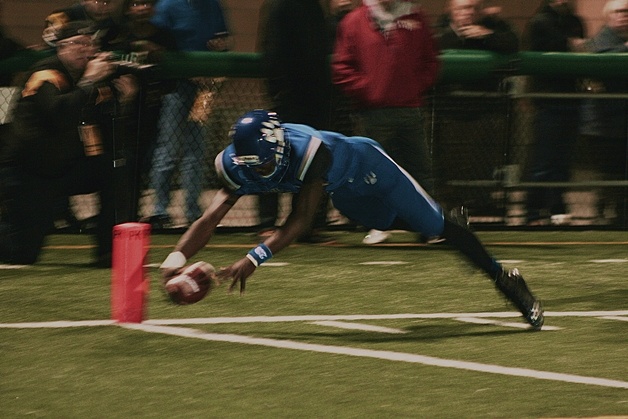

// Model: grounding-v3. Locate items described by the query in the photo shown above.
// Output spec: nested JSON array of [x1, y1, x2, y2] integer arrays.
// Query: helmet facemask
[[230, 110, 290, 183]]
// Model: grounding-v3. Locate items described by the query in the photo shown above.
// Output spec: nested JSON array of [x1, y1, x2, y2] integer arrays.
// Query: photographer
[[0, 21, 139, 267]]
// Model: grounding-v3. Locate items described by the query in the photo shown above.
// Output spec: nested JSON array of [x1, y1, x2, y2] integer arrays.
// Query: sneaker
[[550, 214, 571, 226], [494, 268, 544, 330], [362, 229, 391, 245]]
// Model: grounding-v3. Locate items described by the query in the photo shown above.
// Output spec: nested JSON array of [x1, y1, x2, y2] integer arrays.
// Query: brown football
[[165, 261, 216, 305]]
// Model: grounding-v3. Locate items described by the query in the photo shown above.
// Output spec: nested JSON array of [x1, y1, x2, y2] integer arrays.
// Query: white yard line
[[0, 320, 116, 328], [3, 311, 628, 389], [121, 323, 628, 390], [310, 320, 407, 334], [2, 311, 628, 329], [598, 316, 628, 322], [454, 316, 562, 330]]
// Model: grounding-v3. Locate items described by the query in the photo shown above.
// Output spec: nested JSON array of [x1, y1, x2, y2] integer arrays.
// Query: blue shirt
[[152, 0, 229, 52]]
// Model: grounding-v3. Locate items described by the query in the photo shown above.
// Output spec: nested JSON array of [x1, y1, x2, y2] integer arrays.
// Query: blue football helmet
[[229, 110, 290, 181]]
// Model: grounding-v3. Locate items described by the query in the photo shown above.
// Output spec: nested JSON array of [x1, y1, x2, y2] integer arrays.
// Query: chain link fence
[[427, 79, 627, 229], [1, 72, 626, 231]]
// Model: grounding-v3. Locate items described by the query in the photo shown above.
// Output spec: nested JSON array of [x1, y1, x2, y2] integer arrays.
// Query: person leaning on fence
[[332, 0, 440, 245], [142, 0, 231, 230], [159, 109, 545, 330], [326, 0, 358, 137], [578, 0, 628, 227], [0, 21, 139, 267], [255, 0, 335, 243], [433, 0, 519, 218], [523, 0, 586, 226]]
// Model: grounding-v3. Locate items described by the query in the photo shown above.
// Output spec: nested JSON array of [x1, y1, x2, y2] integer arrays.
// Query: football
[[165, 261, 217, 305]]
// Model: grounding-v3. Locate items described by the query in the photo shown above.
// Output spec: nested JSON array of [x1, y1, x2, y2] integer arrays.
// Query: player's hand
[[459, 25, 493, 39], [216, 257, 257, 295], [160, 266, 183, 287], [83, 52, 116, 83], [206, 34, 232, 52], [112, 74, 139, 103]]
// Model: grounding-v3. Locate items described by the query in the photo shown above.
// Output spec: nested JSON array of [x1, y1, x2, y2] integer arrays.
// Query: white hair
[[603, 0, 628, 19]]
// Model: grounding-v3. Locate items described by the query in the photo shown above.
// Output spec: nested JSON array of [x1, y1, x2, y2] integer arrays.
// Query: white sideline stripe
[[0, 320, 116, 328], [2, 311, 628, 329], [454, 317, 562, 331], [122, 323, 628, 390], [143, 310, 628, 325], [598, 316, 628, 322], [311, 321, 407, 334]]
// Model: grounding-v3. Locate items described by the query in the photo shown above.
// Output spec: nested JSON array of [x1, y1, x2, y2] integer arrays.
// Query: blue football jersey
[[215, 122, 444, 236]]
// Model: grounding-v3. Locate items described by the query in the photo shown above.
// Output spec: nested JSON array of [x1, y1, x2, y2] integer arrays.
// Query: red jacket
[[332, 5, 440, 109]]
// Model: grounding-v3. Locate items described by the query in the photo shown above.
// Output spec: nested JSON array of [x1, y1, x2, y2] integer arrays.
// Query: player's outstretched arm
[[160, 188, 240, 279], [218, 179, 327, 295]]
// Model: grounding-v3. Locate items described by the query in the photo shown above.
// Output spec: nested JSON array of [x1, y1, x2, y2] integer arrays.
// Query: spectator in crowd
[[433, 0, 518, 218], [327, 0, 357, 137], [42, 0, 128, 232], [159, 109, 544, 330], [256, 0, 334, 242], [43, 0, 127, 51], [579, 0, 628, 226], [524, 0, 585, 226], [1, 5, 24, 86], [332, 0, 440, 244], [327, 0, 355, 45], [118, 0, 177, 221], [146, 0, 229, 230], [0, 21, 138, 266], [119, 0, 177, 61], [0, 2, 24, 141], [143, 0, 231, 230], [438, 0, 518, 54]]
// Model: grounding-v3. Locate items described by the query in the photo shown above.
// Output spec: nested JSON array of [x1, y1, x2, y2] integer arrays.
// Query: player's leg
[[371, 145, 544, 329]]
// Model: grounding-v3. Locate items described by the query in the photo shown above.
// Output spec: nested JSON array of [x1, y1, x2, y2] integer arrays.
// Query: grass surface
[[1, 230, 627, 418]]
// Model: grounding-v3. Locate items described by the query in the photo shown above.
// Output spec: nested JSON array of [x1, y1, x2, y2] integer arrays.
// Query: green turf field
[[1, 230, 627, 418]]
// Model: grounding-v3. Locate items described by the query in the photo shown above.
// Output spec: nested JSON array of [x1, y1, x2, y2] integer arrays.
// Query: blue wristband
[[246, 243, 273, 267]]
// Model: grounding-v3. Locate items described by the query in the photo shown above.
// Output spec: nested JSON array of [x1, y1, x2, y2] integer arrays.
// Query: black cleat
[[494, 268, 544, 330]]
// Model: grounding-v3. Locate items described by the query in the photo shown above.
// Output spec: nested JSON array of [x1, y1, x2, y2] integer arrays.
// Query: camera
[[110, 52, 156, 79]]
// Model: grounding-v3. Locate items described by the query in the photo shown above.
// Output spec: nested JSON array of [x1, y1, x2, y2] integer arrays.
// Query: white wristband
[[160, 251, 187, 269]]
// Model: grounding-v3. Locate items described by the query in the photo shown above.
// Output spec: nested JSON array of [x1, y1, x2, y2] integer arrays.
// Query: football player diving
[[160, 109, 544, 329]]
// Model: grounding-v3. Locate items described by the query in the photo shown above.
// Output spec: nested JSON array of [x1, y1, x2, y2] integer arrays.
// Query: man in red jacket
[[332, 0, 440, 244]]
